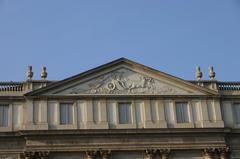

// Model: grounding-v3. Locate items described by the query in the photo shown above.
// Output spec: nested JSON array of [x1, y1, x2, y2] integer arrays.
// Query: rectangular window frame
[[0, 104, 9, 127], [175, 102, 190, 123], [0, 103, 12, 132], [59, 102, 74, 125], [233, 103, 240, 124], [118, 102, 132, 124]]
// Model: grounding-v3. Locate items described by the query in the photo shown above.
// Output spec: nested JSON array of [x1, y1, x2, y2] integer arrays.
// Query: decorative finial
[[27, 65, 33, 80], [209, 66, 215, 80], [195, 66, 202, 80], [41, 66, 47, 80]]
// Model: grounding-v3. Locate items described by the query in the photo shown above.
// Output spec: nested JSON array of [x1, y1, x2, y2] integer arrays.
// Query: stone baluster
[[159, 149, 170, 159], [203, 148, 215, 159], [100, 150, 111, 159], [217, 147, 230, 159], [144, 149, 156, 159], [85, 151, 97, 159]]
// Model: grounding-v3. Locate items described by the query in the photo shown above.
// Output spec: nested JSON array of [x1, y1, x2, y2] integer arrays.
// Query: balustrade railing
[[218, 82, 240, 90], [0, 82, 24, 92]]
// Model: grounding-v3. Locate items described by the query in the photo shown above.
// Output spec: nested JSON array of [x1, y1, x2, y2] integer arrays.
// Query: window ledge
[[115, 123, 137, 129], [0, 126, 12, 132], [49, 124, 77, 130], [173, 123, 194, 128], [84, 122, 109, 129], [144, 121, 167, 128], [200, 121, 224, 128]]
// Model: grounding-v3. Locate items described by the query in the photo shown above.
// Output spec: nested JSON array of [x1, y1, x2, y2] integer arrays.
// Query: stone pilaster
[[203, 148, 215, 159], [217, 147, 230, 159], [100, 150, 111, 159], [144, 149, 156, 159], [85, 151, 97, 159], [159, 149, 170, 159]]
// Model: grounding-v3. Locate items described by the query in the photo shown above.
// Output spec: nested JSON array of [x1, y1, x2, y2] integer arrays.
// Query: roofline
[[25, 57, 219, 96]]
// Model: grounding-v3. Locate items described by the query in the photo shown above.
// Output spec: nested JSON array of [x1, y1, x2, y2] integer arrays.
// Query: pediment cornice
[[25, 58, 219, 97]]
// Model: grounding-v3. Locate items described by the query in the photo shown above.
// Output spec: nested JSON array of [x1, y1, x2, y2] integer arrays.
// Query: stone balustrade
[[0, 82, 24, 92], [218, 82, 240, 90]]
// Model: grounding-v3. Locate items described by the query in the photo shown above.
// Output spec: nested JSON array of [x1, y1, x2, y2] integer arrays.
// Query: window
[[0, 105, 9, 127], [118, 102, 132, 124], [234, 103, 240, 124], [60, 103, 73, 125], [175, 102, 189, 123]]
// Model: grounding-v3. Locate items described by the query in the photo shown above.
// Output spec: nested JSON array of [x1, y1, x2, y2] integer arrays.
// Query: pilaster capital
[[20, 151, 35, 159], [37, 151, 50, 159], [203, 148, 215, 159], [85, 151, 97, 159], [144, 149, 156, 159], [159, 149, 170, 159], [20, 151, 50, 159], [100, 150, 111, 159], [217, 147, 230, 159]]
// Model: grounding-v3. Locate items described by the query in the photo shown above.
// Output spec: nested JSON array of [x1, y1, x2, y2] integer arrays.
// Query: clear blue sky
[[0, 1, 240, 81]]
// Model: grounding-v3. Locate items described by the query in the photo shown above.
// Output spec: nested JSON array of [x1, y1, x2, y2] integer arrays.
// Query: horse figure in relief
[[127, 76, 155, 93]]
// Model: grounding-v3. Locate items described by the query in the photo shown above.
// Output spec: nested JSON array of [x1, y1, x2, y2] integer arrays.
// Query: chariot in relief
[[69, 69, 178, 95]]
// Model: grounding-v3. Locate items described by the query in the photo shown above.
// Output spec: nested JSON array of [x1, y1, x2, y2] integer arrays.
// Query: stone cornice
[[25, 94, 221, 99], [0, 128, 231, 137]]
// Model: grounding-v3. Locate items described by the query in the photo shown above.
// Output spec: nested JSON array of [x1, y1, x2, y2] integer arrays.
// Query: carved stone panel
[[58, 68, 192, 95]]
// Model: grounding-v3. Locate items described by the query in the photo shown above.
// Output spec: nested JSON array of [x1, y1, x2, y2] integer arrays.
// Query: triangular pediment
[[54, 67, 201, 95], [26, 58, 219, 96]]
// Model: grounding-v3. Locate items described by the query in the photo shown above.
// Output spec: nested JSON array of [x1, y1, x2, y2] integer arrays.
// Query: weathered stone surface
[[0, 58, 240, 158]]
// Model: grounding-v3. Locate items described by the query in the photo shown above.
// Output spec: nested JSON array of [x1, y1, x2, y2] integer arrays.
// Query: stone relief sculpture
[[65, 68, 187, 95]]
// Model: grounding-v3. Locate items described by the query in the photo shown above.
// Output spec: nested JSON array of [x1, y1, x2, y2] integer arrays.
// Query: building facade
[[0, 58, 239, 159]]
